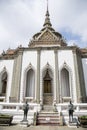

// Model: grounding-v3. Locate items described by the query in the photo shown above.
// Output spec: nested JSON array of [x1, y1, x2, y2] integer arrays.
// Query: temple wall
[[82, 58, 87, 96], [18, 49, 87, 103], [20, 51, 37, 102], [0, 59, 14, 102], [41, 50, 55, 69], [19, 49, 78, 103], [40, 50, 55, 102], [58, 50, 77, 102]]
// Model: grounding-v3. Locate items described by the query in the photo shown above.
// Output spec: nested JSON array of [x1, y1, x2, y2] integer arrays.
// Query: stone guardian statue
[[68, 100, 74, 122], [23, 101, 29, 121]]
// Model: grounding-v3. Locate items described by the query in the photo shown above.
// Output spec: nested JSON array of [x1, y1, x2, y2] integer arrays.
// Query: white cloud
[[0, 0, 87, 53], [50, 0, 87, 46]]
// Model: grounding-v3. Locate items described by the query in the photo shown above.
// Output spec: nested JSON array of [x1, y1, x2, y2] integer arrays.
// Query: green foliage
[[80, 115, 87, 119], [0, 114, 12, 118]]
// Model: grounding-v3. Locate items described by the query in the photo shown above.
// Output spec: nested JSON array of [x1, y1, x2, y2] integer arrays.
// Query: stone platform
[[0, 125, 86, 130]]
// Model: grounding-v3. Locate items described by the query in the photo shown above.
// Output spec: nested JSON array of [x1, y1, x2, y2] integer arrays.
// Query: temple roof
[[29, 2, 67, 47]]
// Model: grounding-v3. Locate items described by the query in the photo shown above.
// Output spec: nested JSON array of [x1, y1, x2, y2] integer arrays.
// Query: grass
[[79, 115, 87, 119], [0, 114, 13, 118]]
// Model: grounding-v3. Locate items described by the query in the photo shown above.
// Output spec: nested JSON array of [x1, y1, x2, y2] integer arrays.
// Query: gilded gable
[[38, 31, 57, 41], [29, 29, 67, 47]]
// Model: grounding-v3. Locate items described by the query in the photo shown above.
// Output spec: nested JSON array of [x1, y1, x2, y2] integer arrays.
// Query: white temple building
[[0, 1, 87, 125]]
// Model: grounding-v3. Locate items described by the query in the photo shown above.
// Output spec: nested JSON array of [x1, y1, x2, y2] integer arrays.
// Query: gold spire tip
[[47, 0, 48, 11]]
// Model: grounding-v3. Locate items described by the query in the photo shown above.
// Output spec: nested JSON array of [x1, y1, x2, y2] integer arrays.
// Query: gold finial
[[47, 0, 48, 11], [43, 0, 52, 27], [46, 0, 49, 16]]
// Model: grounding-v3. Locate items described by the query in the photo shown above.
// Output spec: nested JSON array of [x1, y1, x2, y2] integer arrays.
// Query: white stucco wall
[[0, 59, 14, 102], [40, 49, 77, 103], [41, 50, 55, 69], [40, 50, 55, 101], [20, 49, 78, 103], [20, 51, 37, 102], [58, 50, 77, 102], [82, 58, 87, 96]]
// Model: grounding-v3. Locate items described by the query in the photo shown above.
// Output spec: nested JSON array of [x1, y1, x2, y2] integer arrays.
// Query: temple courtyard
[[0, 125, 87, 130]]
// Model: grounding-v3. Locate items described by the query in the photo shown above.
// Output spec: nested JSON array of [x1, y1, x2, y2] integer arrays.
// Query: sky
[[0, 0, 87, 53]]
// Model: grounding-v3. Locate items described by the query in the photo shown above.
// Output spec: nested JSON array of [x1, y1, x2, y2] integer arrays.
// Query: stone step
[[38, 115, 59, 118], [37, 119, 60, 122], [42, 105, 54, 111], [36, 123, 60, 126], [37, 116, 59, 118], [37, 119, 59, 121], [43, 105, 53, 109], [37, 121, 60, 126], [37, 120, 60, 124], [43, 95, 53, 105], [36, 111, 60, 125], [37, 111, 59, 114], [39, 111, 58, 114]]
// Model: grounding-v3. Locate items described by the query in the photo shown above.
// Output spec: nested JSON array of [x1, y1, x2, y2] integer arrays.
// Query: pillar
[[36, 49, 41, 103], [10, 50, 23, 102], [73, 48, 82, 102], [54, 49, 60, 103]]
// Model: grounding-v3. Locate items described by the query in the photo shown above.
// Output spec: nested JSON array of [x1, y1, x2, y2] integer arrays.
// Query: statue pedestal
[[20, 101, 29, 127], [67, 118, 79, 128], [20, 119, 29, 127]]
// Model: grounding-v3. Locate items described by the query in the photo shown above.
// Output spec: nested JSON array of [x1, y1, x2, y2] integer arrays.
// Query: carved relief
[[38, 31, 57, 42]]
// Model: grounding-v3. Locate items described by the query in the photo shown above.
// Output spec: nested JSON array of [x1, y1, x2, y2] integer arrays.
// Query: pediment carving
[[29, 29, 67, 47], [38, 31, 57, 41]]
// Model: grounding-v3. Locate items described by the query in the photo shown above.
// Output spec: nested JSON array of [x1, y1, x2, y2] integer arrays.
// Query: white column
[[36, 49, 41, 104], [11, 50, 23, 102], [54, 49, 59, 103], [73, 49, 81, 103], [40, 71, 43, 104]]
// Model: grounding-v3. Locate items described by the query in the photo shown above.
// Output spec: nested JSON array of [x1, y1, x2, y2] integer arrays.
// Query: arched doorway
[[61, 68, 70, 97], [25, 69, 35, 98], [43, 69, 53, 105], [0, 72, 7, 96]]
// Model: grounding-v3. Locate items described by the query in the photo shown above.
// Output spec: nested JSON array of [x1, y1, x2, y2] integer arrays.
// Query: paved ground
[[0, 125, 87, 130]]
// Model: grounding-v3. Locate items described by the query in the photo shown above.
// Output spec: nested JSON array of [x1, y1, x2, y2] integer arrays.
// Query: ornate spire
[[43, 0, 52, 28], [46, 0, 49, 15]]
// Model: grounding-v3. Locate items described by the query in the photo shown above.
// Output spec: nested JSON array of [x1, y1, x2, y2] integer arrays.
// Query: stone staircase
[[42, 105, 53, 111], [43, 95, 53, 105], [36, 111, 60, 126]]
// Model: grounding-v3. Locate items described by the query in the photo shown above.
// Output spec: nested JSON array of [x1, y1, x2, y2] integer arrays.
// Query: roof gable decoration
[[29, 28, 67, 47], [28, 0, 67, 47], [36, 29, 60, 41]]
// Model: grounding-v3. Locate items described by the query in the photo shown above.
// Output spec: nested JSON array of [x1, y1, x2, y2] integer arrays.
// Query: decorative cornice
[[80, 48, 87, 58], [0, 45, 87, 59], [0, 47, 24, 60]]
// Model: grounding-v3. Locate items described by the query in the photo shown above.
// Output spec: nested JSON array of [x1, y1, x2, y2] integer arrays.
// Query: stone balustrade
[[56, 103, 87, 113], [0, 102, 87, 124], [0, 102, 41, 112], [56, 103, 87, 124], [0, 102, 87, 113], [0, 102, 41, 124]]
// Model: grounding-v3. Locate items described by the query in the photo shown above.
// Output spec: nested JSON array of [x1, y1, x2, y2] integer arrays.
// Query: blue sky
[[0, 0, 87, 53]]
